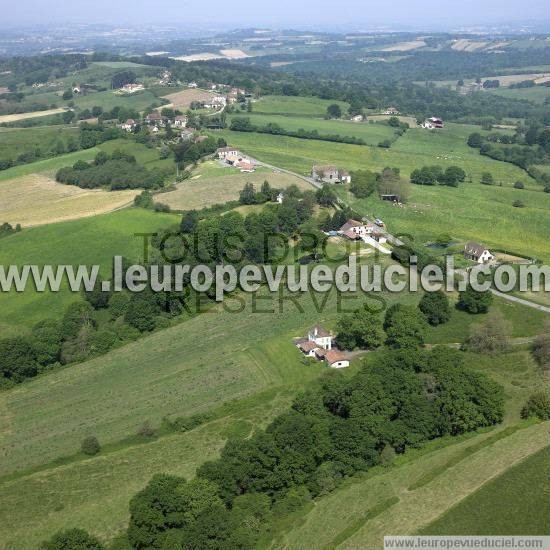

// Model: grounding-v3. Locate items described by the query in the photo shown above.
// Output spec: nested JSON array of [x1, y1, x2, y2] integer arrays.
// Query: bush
[[532, 323, 550, 369], [41, 528, 103, 550], [514, 181, 525, 189], [464, 310, 512, 355], [521, 392, 550, 420], [81, 435, 100, 456], [419, 291, 451, 325], [137, 421, 155, 438], [457, 285, 493, 314]]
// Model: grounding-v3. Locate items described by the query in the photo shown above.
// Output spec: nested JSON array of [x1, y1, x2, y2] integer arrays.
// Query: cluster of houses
[[463, 242, 494, 264], [119, 83, 145, 94], [421, 117, 444, 129], [311, 165, 351, 184], [338, 219, 388, 243], [217, 147, 255, 172], [296, 326, 350, 368]]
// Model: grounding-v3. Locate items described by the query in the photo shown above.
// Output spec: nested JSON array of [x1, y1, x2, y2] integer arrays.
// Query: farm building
[[174, 115, 187, 127], [238, 160, 255, 173], [145, 111, 167, 126], [217, 147, 241, 159], [121, 83, 144, 94], [119, 119, 136, 132], [422, 117, 444, 129], [384, 107, 399, 115], [311, 165, 351, 184], [339, 219, 374, 239], [295, 325, 349, 368], [464, 242, 494, 264]]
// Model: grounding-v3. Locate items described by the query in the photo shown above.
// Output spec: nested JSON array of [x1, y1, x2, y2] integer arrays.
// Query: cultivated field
[[159, 161, 311, 210], [378, 40, 426, 52], [0, 173, 138, 227], [423, 444, 550, 535], [0, 108, 66, 124], [161, 88, 215, 109], [253, 95, 350, 117], [72, 89, 160, 112]]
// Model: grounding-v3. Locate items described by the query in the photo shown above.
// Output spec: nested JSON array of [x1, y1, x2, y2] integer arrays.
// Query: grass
[[72, 90, 161, 112], [488, 85, 550, 104], [0, 173, 138, 227], [158, 160, 310, 210], [0, 125, 79, 163], [91, 61, 152, 69], [0, 208, 179, 336], [253, 95, 350, 117], [421, 444, 550, 535], [228, 113, 397, 146], [0, 108, 66, 124]]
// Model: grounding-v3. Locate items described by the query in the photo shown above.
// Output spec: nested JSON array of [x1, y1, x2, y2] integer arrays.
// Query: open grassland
[[488, 85, 550, 104], [0, 389, 297, 549], [421, 445, 550, 535], [72, 89, 161, 112], [0, 126, 79, 162], [0, 209, 179, 336], [253, 95, 349, 117], [0, 108, 66, 124], [0, 173, 137, 227], [159, 160, 311, 210], [97, 138, 175, 171], [367, 114, 418, 127], [378, 40, 427, 52], [229, 113, 397, 145], [218, 123, 533, 185]]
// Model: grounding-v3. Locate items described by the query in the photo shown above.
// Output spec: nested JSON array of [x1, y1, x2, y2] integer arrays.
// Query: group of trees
[[0, 221, 22, 238], [349, 166, 411, 203], [410, 165, 466, 187], [56, 150, 168, 190], [230, 117, 367, 145], [239, 180, 280, 205]]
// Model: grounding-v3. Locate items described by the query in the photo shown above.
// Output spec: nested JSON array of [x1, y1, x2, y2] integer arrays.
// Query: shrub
[[521, 392, 550, 420], [41, 528, 103, 550], [419, 291, 451, 325], [457, 285, 493, 314], [81, 435, 100, 456], [464, 310, 512, 355], [137, 421, 155, 438], [512, 199, 525, 208], [514, 181, 525, 189], [532, 323, 550, 369]]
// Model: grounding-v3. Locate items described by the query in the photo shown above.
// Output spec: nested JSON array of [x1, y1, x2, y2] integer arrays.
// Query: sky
[[1, 0, 549, 28]]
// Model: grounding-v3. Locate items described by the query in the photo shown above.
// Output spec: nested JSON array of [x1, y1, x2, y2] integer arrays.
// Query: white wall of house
[[329, 360, 350, 368]]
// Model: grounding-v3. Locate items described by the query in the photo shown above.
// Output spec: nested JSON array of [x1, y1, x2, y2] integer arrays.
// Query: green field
[[0, 125, 80, 163], [0, 209, 178, 335], [91, 61, 153, 69], [422, 444, 550, 535], [72, 89, 162, 112], [489, 85, 550, 104], [253, 95, 350, 116], [228, 113, 397, 145]]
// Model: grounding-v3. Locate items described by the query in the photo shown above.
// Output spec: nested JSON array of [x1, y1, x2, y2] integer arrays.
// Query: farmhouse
[[339, 219, 373, 239], [119, 119, 136, 132], [121, 83, 144, 94], [217, 146, 241, 159], [295, 325, 350, 368], [350, 114, 364, 122], [384, 107, 399, 115], [204, 95, 227, 109], [238, 160, 255, 173], [174, 115, 187, 127], [464, 242, 494, 264], [145, 111, 166, 126], [422, 117, 444, 129], [311, 165, 351, 184], [276, 192, 284, 204]]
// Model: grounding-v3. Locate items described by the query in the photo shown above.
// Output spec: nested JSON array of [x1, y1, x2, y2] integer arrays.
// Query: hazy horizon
[[1, 0, 549, 29]]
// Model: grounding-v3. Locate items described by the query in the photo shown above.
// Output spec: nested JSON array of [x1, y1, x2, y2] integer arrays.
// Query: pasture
[[422, 444, 550, 535], [0, 173, 137, 227], [228, 113, 397, 145], [0, 208, 179, 336], [0, 125, 79, 163], [253, 95, 350, 117], [72, 89, 161, 112], [159, 160, 312, 210], [489, 85, 550, 104]]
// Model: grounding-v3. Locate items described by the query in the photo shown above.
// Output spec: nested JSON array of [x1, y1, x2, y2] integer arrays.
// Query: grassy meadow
[[252, 95, 350, 117], [0, 126, 79, 162], [421, 444, 550, 535], [488, 85, 550, 104], [229, 113, 398, 145], [0, 208, 179, 335]]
